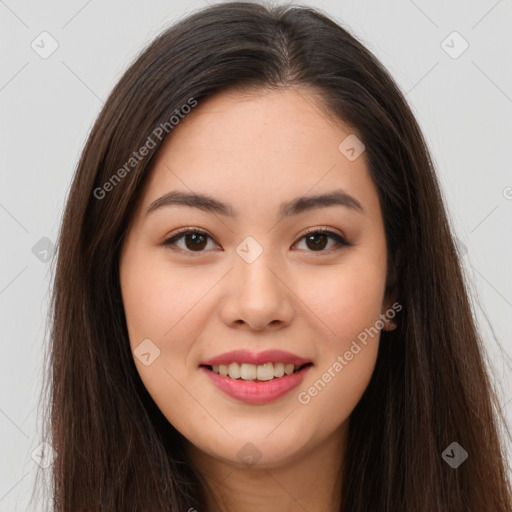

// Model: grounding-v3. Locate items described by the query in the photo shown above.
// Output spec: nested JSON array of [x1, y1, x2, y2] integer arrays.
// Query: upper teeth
[[212, 362, 298, 381]]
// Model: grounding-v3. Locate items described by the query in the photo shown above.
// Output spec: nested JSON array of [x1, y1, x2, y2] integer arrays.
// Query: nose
[[218, 252, 294, 331]]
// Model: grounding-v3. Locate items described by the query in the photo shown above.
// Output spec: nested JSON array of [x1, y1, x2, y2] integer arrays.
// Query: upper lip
[[201, 349, 311, 367]]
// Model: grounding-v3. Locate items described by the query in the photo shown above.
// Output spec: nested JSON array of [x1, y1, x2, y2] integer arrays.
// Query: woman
[[35, 2, 512, 510]]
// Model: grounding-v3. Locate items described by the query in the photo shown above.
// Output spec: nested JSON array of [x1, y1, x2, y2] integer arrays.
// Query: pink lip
[[201, 349, 311, 367], [201, 364, 312, 404]]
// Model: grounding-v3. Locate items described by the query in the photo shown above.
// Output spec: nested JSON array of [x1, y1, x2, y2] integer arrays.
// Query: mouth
[[200, 361, 313, 381], [199, 350, 313, 404]]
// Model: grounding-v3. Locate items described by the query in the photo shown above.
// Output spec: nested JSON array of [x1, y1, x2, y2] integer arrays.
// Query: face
[[119, 87, 394, 470]]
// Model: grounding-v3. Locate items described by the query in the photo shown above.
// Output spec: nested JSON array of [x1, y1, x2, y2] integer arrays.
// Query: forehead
[[158, 87, 351, 155], [140, 87, 380, 220]]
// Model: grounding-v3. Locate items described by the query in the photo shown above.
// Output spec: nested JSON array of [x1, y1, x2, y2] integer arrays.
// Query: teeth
[[284, 363, 294, 375], [210, 362, 304, 380], [274, 362, 285, 378], [240, 363, 257, 380], [256, 363, 274, 381], [228, 362, 240, 379]]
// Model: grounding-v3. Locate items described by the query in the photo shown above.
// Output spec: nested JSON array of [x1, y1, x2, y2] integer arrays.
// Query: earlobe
[[382, 318, 397, 331], [381, 295, 400, 331], [381, 245, 402, 332]]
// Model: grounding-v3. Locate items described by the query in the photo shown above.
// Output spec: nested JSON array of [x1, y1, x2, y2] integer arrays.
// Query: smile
[[200, 349, 313, 404], [206, 362, 310, 381]]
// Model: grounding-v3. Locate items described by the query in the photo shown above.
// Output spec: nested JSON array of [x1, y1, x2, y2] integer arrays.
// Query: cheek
[[120, 251, 226, 402], [292, 255, 385, 419], [294, 255, 386, 345], [120, 252, 213, 347], [120, 253, 213, 431]]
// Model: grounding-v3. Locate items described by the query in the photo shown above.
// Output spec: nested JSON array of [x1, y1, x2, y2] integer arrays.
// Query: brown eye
[[163, 228, 351, 255], [294, 229, 351, 252], [163, 229, 218, 253], [183, 232, 207, 251], [305, 233, 329, 251]]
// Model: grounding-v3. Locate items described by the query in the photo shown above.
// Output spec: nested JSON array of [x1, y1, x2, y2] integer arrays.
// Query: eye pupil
[[306, 233, 328, 251], [185, 233, 207, 251]]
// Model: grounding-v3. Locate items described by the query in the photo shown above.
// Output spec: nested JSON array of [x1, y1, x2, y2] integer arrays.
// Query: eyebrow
[[145, 188, 365, 219]]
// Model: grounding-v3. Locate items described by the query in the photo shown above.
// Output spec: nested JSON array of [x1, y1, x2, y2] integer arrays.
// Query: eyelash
[[161, 227, 352, 255]]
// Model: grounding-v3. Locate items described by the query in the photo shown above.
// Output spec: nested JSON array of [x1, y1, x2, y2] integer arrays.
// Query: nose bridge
[[234, 238, 283, 301], [219, 235, 294, 329]]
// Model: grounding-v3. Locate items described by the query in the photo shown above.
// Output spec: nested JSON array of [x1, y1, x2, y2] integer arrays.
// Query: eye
[[293, 228, 351, 252], [162, 227, 352, 255], [162, 228, 219, 253]]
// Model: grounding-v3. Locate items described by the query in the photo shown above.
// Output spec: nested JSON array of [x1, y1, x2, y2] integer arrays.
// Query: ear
[[381, 297, 398, 331], [381, 245, 402, 331]]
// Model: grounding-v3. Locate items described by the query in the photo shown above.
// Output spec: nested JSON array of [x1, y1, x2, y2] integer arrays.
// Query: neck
[[186, 422, 348, 512]]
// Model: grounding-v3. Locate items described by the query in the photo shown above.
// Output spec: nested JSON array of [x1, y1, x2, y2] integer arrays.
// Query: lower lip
[[201, 365, 312, 404]]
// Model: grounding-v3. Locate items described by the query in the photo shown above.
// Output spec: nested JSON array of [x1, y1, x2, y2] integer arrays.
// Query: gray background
[[1, 0, 511, 509]]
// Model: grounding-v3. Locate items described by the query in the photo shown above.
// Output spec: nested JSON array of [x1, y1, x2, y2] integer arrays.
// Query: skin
[[119, 86, 397, 512]]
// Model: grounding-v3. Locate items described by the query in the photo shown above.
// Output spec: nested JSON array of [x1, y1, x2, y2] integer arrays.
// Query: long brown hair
[[33, 2, 512, 510]]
